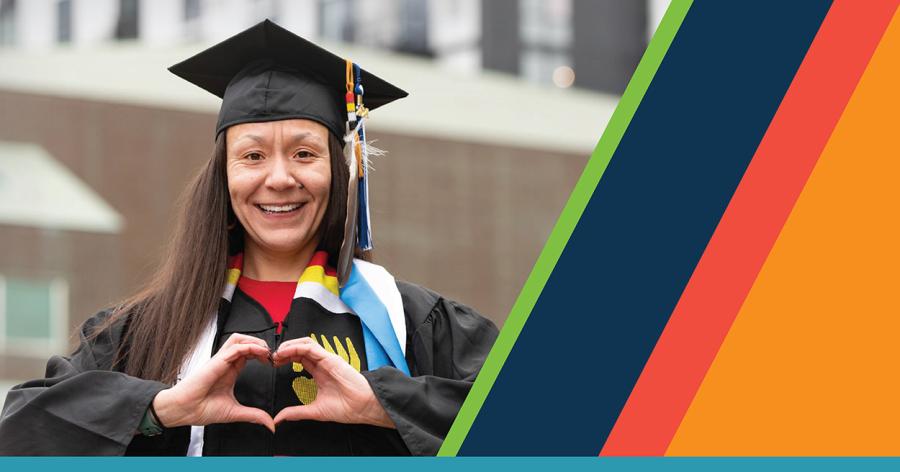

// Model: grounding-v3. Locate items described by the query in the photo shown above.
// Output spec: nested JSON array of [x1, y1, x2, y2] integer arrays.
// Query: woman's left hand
[[271, 337, 396, 429]]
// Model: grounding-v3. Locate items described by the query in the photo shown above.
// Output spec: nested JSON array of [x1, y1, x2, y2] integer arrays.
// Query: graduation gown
[[0, 280, 497, 456]]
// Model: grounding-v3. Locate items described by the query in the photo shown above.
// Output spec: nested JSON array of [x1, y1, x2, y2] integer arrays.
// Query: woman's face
[[226, 119, 332, 258]]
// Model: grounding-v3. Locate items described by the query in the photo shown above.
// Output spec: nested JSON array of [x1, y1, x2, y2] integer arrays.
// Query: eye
[[245, 152, 264, 161], [295, 150, 315, 159]]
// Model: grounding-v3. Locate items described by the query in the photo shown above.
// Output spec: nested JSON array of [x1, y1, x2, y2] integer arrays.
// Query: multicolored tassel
[[354, 63, 373, 251], [338, 59, 375, 285], [345, 60, 357, 125]]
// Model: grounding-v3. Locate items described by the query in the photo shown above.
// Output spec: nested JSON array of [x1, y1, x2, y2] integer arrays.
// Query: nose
[[264, 155, 297, 191]]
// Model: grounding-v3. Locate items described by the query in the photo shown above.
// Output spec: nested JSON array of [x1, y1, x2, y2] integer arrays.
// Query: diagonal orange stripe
[[667, 3, 900, 455], [601, 0, 897, 456]]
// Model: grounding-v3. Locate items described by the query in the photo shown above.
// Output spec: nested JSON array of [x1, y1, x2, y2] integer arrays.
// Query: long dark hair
[[98, 131, 361, 384]]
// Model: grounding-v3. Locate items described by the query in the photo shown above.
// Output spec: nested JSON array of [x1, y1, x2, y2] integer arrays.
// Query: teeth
[[259, 203, 302, 213]]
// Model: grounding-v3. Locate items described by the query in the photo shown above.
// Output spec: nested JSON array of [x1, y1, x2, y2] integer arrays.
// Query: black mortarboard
[[168, 19, 408, 139]]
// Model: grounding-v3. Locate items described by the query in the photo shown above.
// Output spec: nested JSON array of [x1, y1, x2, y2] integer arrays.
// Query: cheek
[[226, 170, 259, 215], [308, 165, 332, 204], [227, 168, 255, 198]]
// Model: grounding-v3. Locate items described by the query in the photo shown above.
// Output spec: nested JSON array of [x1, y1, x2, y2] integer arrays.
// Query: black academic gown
[[0, 281, 497, 456]]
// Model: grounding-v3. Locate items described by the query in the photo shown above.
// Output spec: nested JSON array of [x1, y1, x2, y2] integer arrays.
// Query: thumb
[[230, 406, 276, 433], [274, 405, 323, 425]]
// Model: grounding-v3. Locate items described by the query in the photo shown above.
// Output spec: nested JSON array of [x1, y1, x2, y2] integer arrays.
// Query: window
[[519, 0, 572, 86], [56, 0, 71, 44], [319, 0, 354, 43], [183, 0, 201, 40], [115, 0, 139, 40], [0, 0, 15, 46], [394, 0, 430, 56], [0, 276, 68, 356], [184, 0, 200, 21]]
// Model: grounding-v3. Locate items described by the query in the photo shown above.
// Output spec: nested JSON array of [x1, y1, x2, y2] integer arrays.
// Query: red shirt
[[237, 276, 296, 333]]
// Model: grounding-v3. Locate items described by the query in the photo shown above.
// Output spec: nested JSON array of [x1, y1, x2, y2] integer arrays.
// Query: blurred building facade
[[0, 0, 669, 94], [0, 0, 658, 397]]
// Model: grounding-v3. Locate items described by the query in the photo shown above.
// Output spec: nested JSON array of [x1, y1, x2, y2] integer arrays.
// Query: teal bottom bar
[[1, 458, 900, 471]]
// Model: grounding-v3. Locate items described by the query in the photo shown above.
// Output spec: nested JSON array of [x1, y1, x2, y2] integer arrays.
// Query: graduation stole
[[177, 253, 410, 398], [176, 253, 408, 456], [217, 251, 410, 374]]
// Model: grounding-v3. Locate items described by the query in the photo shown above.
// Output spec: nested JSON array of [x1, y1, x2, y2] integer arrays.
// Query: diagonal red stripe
[[599, 0, 899, 456]]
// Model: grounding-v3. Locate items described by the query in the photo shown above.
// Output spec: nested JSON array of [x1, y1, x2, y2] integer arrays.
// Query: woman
[[0, 20, 497, 456]]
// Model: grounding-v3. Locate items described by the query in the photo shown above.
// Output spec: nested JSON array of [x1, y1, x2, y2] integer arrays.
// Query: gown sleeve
[[361, 282, 499, 456], [0, 310, 170, 455]]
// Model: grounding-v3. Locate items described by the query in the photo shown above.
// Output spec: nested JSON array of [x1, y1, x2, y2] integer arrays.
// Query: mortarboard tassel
[[345, 60, 357, 125], [338, 123, 359, 286], [354, 63, 373, 251], [337, 60, 377, 285], [337, 60, 360, 286]]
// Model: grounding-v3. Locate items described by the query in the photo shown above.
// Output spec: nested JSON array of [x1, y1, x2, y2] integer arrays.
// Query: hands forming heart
[[151, 333, 395, 432]]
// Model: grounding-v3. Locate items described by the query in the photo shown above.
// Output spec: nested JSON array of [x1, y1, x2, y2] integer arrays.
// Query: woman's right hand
[[151, 333, 275, 432]]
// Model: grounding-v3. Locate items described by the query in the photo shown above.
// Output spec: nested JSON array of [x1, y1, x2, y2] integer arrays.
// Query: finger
[[274, 337, 326, 359], [272, 342, 331, 367], [275, 336, 317, 352], [230, 406, 276, 433], [271, 337, 319, 365], [222, 343, 271, 362], [222, 333, 270, 350], [221, 334, 271, 365], [181, 344, 266, 388], [274, 405, 323, 425], [218, 343, 271, 365]]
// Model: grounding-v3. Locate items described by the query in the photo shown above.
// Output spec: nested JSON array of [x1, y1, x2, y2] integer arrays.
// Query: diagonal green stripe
[[437, 0, 695, 457]]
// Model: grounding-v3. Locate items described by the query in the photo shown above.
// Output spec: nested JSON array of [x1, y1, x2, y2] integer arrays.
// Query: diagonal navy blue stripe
[[458, 0, 832, 456]]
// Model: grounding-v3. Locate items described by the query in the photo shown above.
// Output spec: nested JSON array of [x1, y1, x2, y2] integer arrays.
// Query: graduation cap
[[168, 19, 407, 139], [169, 19, 408, 285]]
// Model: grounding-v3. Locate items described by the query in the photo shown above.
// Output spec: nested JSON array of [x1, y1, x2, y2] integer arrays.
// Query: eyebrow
[[232, 132, 325, 147], [286, 132, 325, 147], [233, 134, 265, 145]]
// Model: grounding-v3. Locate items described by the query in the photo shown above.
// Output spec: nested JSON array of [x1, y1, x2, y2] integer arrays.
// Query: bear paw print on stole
[[292, 333, 361, 405]]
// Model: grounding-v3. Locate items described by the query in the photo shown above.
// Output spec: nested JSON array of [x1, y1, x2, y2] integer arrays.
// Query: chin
[[255, 232, 316, 254]]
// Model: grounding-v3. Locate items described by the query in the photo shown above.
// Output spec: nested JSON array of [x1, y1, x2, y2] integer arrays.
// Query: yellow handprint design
[[292, 333, 361, 405]]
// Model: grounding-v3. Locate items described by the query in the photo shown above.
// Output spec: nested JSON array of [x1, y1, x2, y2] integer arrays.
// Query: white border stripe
[[177, 314, 217, 456], [353, 260, 407, 356], [222, 283, 237, 302], [294, 281, 353, 314]]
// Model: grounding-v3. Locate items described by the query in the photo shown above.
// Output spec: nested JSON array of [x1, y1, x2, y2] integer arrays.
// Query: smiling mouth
[[256, 203, 304, 214]]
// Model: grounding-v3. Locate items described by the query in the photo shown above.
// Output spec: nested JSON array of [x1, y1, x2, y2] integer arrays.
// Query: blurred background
[[0, 0, 668, 399]]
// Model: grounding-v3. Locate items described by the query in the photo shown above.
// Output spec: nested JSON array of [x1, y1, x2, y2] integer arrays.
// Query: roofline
[[0, 41, 618, 155]]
